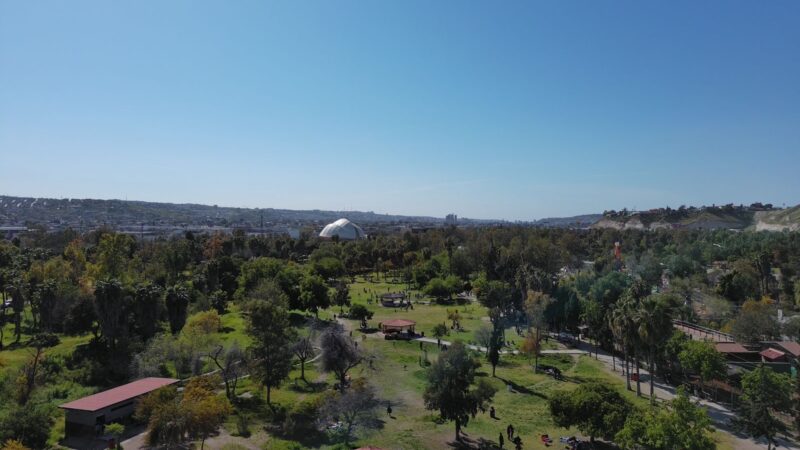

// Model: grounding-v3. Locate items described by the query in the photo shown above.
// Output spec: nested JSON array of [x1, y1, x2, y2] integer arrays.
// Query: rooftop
[[760, 348, 786, 361], [714, 342, 753, 354], [59, 377, 179, 412]]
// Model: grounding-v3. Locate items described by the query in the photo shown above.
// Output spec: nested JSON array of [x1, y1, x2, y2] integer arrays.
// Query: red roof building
[[760, 348, 787, 362], [60, 377, 178, 437], [381, 319, 416, 334], [770, 341, 800, 359]]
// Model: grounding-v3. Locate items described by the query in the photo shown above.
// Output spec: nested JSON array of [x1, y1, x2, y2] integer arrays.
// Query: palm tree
[[636, 295, 675, 404], [609, 299, 634, 392]]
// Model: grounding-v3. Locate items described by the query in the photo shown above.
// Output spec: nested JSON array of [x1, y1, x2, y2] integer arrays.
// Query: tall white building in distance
[[445, 214, 458, 226]]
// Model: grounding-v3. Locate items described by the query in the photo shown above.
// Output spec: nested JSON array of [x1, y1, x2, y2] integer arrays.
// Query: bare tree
[[209, 342, 245, 401], [292, 335, 316, 382], [320, 325, 362, 389], [318, 379, 381, 444], [474, 325, 492, 354]]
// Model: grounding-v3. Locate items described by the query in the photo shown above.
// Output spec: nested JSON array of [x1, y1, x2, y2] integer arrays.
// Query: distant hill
[[0, 195, 449, 229], [592, 203, 800, 231], [532, 214, 603, 228], [754, 206, 800, 231]]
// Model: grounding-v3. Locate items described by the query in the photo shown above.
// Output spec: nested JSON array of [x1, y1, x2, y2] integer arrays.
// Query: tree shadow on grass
[[496, 376, 548, 399], [289, 379, 327, 393], [447, 435, 500, 449]]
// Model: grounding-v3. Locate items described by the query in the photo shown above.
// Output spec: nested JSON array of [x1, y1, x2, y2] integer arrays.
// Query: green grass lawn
[[344, 276, 520, 345]]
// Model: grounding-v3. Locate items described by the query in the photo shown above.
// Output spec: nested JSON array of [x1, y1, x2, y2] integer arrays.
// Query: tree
[[246, 295, 295, 405], [105, 423, 124, 450], [519, 331, 540, 369], [636, 294, 675, 403], [182, 376, 232, 450], [474, 325, 492, 354], [132, 282, 164, 340], [486, 308, 504, 377], [334, 281, 350, 313], [349, 304, 373, 322], [609, 296, 637, 391], [8, 276, 26, 343], [165, 284, 190, 335], [299, 274, 330, 317], [318, 379, 380, 444], [423, 341, 496, 441], [678, 340, 726, 395], [0, 403, 53, 450], [208, 342, 245, 401], [320, 326, 362, 389], [733, 366, 793, 450], [94, 278, 130, 349], [549, 382, 632, 442], [209, 290, 228, 315], [292, 336, 316, 382], [135, 377, 231, 450], [525, 291, 553, 373], [730, 298, 781, 344], [616, 387, 715, 450], [432, 323, 448, 338]]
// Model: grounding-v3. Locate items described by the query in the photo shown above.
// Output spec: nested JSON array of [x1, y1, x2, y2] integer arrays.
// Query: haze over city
[[2, 1, 799, 220]]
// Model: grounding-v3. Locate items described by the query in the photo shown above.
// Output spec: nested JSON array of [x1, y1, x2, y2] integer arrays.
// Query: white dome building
[[319, 218, 366, 241]]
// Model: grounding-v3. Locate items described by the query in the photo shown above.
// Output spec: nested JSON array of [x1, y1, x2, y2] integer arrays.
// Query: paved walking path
[[413, 336, 586, 355], [571, 339, 797, 450]]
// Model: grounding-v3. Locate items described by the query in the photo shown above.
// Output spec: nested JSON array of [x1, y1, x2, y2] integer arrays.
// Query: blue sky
[[1, 1, 798, 220]]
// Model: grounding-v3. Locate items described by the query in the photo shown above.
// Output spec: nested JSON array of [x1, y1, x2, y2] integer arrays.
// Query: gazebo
[[381, 319, 416, 334]]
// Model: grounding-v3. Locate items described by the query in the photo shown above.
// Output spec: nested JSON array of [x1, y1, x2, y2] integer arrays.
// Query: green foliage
[[616, 388, 715, 450], [424, 341, 496, 440], [105, 422, 124, 449], [549, 382, 631, 441], [0, 403, 53, 450], [246, 294, 295, 404], [348, 304, 373, 321], [733, 366, 793, 448], [730, 299, 781, 344], [678, 340, 727, 386], [431, 323, 448, 338], [299, 274, 330, 317], [165, 284, 190, 335]]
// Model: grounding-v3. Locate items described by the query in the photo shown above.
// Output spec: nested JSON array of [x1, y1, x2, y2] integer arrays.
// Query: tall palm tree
[[636, 294, 675, 404], [609, 299, 635, 391]]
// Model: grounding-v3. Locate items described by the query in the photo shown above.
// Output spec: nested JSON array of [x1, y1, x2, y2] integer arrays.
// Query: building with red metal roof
[[760, 348, 787, 362], [59, 377, 178, 437]]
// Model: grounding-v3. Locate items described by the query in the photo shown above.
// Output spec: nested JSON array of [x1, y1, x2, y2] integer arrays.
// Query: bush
[[184, 310, 222, 335]]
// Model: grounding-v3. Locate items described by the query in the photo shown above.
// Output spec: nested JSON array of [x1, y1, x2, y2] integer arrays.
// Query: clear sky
[[1, 1, 798, 220]]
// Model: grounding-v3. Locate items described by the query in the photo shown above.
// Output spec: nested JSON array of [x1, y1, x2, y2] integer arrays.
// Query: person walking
[[498, 433, 504, 448], [513, 436, 522, 450], [507, 424, 514, 440]]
